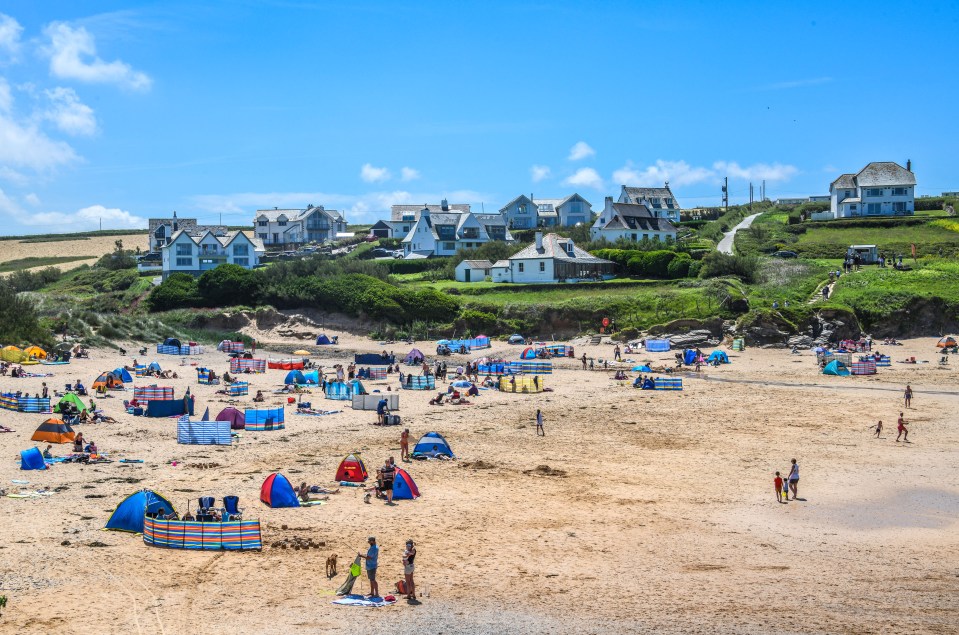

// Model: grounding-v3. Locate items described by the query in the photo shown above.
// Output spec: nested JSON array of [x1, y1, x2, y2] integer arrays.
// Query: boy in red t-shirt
[[774, 472, 787, 504]]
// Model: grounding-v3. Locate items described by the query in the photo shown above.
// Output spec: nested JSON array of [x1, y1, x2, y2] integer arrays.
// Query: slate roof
[[166, 229, 265, 252], [510, 233, 612, 264], [597, 203, 677, 233], [855, 162, 916, 187], [621, 186, 680, 209], [391, 203, 470, 220], [460, 260, 494, 269], [254, 206, 343, 222], [831, 174, 858, 189]]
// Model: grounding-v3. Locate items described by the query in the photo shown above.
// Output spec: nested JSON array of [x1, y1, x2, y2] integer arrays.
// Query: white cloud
[[0, 77, 11, 113], [568, 141, 595, 161], [563, 167, 604, 190], [43, 22, 151, 91], [360, 163, 391, 183], [0, 13, 23, 60], [713, 161, 798, 182], [613, 160, 714, 187], [24, 192, 40, 206], [0, 110, 79, 173], [32, 204, 145, 230], [400, 167, 420, 182], [530, 164, 551, 182], [44, 87, 97, 136]]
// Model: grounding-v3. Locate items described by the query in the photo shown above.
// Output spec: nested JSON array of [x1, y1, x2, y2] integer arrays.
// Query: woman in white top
[[787, 459, 799, 500], [402, 539, 417, 601]]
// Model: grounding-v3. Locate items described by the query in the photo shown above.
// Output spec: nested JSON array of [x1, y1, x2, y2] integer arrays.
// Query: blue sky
[[0, 1, 957, 234]]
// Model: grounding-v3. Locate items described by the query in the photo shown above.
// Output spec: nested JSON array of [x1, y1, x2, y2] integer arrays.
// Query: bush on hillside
[[698, 251, 760, 283], [148, 273, 203, 311], [6, 267, 63, 293], [197, 265, 261, 307], [0, 281, 50, 346]]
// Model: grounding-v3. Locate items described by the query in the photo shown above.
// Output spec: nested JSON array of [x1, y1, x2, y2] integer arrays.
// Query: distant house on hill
[[499, 194, 593, 229], [829, 161, 916, 220], [617, 184, 682, 223], [148, 212, 226, 253], [490, 232, 614, 284], [590, 197, 678, 243], [401, 206, 513, 258], [391, 199, 470, 222], [160, 229, 264, 280], [253, 205, 347, 248]]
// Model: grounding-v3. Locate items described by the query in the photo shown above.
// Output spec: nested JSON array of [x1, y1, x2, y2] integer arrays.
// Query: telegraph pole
[[762, 180, 766, 202], [749, 183, 754, 211], [722, 177, 728, 212]]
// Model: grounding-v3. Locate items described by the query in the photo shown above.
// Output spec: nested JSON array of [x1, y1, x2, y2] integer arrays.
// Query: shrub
[[698, 252, 760, 283], [401, 288, 460, 323], [148, 273, 202, 311], [455, 309, 498, 333], [666, 253, 692, 279], [198, 264, 262, 307]]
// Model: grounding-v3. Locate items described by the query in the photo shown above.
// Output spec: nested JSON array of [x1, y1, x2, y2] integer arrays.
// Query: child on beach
[[874, 420, 882, 438], [774, 472, 786, 504]]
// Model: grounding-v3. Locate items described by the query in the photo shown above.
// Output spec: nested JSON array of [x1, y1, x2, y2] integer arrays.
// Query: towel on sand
[[332, 594, 395, 607]]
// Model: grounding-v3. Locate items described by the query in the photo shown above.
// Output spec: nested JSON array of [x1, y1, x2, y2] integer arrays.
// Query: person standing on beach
[[402, 539, 417, 601], [904, 385, 913, 408], [896, 413, 909, 442], [581, 354, 588, 370], [357, 536, 379, 598], [535, 409, 544, 436], [774, 472, 786, 504], [787, 459, 799, 500], [874, 420, 883, 438], [400, 429, 410, 461]]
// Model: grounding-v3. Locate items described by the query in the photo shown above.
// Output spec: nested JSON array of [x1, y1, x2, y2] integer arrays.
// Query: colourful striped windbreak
[[477, 362, 510, 376], [143, 517, 262, 550], [0, 393, 52, 413], [356, 367, 387, 380], [177, 419, 232, 445], [498, 376, 545, 393], [226, 382, 249, 396], [876, 356, 891, 367], [851, 360, 877, 375], [444, 336, 490, 350], [134, 364, 147, 377], [654, 377, 683, 391], [244, 407, 285, 431], [540, 344, 571, 356], [217, 341, 245, 353], [230, 358, 266, 373], [731, 338, 745, 351], [157, 344, 204, 355], [197, 368, 219, 384], [820, 352, 853, 366], [401, 375, 435, 390], [508, 361, 552, 375], [134, 385, 174, 402]]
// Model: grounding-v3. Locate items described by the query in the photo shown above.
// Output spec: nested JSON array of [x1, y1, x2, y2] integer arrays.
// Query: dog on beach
[[326, 553, 338, 578]]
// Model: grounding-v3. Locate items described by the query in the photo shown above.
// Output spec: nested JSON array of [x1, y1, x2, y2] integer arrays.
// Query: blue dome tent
[[412, 431, 455, 458], [823, 360, 850, 376], [112, 367, 133, 383], [316, 334, 333, 345], [284, 370, 306, 385], [683, 349, 697, 365], [508, 334, 525, 345], [631, 365, 651, 372], [20, 447, 47, 470], [260, 473, 300, 508], [520, 347, 537, 359], [391, 467, 420, 500], [707, 351, 729, 364], [105, 490, 176, 533], [147, 361, 162, 373]]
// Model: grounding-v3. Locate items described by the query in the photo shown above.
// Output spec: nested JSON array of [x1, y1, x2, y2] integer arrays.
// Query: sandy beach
[[1, 335, 957, 634]]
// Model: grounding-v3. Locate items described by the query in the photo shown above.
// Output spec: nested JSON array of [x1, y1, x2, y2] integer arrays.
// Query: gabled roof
[[510, 233, 612, 264], [460, 260, 494, 269], [856, 161, 916, 187], [621, 186, 680, 209], [255, 206, 343, 223], [831, 174, 857, 189], [499, 194, 534, 211], [491, 259, 510, 268], [165, 229, 264, 252], [391, 203, 470, 220], [597, 203, 677, 233]]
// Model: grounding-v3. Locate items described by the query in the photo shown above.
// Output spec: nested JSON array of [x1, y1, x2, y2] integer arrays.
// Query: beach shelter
[[645, 339, 671, 352], [412, 431, 454, 458], [31, 418, 75, 443], [682, 349, 697, 365], [508, 334, 525, 344], [937, 336, 958, 348], [162, 337, 182, 348], [823, 360, 850, 376], [92, 371, 124, 391], [392, 468, 420, 500], [450, 380, 474, 389], [23, 345, 47, 360], [520, 347, 537, 359], [632, 365, 651, 372], [284, 370, 306, 385], [215, 406, 246, 430], [335, 453, 369, 482], [1, 345, 24, 362], [112, 367, 133, 383], [349, 379, 367, 395], [105, 490, 176, 533], [404, 348, 424, 364], [260, 473, 301, 508], [707, 351, 729, 364], [54, 392, 87, 413], [316, 334, 333, 345], [147, 361, 162, 373], [20, 447, 47, 470]]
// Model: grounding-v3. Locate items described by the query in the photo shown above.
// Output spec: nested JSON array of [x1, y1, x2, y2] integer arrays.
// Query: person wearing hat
[[403, 539, 417, 601], [357, 536, 379, 598]]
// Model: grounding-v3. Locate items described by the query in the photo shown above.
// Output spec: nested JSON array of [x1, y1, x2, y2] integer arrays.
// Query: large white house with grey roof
[[253, 205, 347, 247], [490, 232, 614, 284], [499, 194, 593, 229], [590, 197, 678, 243], [160, 229, 264, 280], [617, 184, 682, 222], [402, 206, 513, 258], [829, 161, 916, 219]]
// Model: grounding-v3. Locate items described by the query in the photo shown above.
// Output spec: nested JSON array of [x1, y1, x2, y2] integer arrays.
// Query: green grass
[[794, 224, 959, 258], [0, 256, 92, 273], [1, 229, 148, 243]]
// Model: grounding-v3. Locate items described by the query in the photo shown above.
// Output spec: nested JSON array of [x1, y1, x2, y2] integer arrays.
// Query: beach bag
[[396, 580, 407, 595]]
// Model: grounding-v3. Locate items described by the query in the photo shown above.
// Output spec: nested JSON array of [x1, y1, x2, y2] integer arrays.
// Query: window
[[849, 204, 858, 211], [278, 220, 287, 227], [664, 198, 673, 207], [846, 190, 853, 197], [643, 234, 649, 240], [893, 201, 907, 212], [650, 197, 662, 208], [518, 262, 524, 272], [519, 204, 527, 214], [234, 258, 249, 267], [176, 257, 192, 267], [539, 261, 545, 272], [233, 244, 249, 256], [176, 243, 192, 256], [443, 242, 456, 251], [258, 220, 267, 227], [272, 233, 279, 243], [867, 203, 882, 214], [258, 233, 267, 241], [866, 188, 884, 197], [892, 187, 908, 196]]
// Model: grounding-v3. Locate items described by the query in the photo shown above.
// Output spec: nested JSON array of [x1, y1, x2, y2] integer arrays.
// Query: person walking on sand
[[787, 459, 799, 500], [896, 412, 909, 443], [400, 429, 410, 461], [904, 384, 913, 408], [357, 536, 379, 598], [535, 409, 544, 436], [874, 420, 883, 438], [774, 472, 786, 504], [402, 539, 417, 601]]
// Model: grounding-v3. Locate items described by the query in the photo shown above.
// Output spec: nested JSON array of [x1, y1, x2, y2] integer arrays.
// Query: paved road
[[716, 212, 762, 255]]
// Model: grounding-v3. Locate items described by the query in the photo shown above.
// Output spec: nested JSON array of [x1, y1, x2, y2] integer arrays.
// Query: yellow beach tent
[[23, 346, 47, 360], [1, 345, 25, 363]]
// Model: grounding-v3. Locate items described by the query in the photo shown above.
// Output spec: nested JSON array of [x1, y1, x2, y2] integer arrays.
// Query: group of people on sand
[[774, 459, 800, 503], [366, 456, 399, 505], [356, 536, 418, 602], [872, 385, 915, 443]]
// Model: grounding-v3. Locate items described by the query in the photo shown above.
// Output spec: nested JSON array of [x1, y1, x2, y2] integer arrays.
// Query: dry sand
[[0, 233, 146, 274], [1, 335, 957, 634]]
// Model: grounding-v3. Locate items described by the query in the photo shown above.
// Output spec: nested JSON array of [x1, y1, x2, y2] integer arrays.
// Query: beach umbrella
[[293, 350, 311, 356]]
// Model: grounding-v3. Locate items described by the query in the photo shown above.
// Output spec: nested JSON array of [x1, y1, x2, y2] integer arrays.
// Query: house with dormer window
[[499, 194, 593, 229], [401, 206, 514, 258], [617, 184, 682, 223], [160, 229, 264, 280], [253, 205, 347, 248]]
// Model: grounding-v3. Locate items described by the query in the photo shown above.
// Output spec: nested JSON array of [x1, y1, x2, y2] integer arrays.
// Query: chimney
[[535, 231, 543, 251], [906, 159, 912, 172], [441, 198, 449, 211]]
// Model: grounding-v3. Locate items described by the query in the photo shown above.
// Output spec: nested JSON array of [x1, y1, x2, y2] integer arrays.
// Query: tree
[[197, 264, 262, 307], [0, 281, 50, 345], [148, 273, 202, 311]]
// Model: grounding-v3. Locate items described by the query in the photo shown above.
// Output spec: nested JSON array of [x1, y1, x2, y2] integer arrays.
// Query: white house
[[160, 229, 265, 280], [455, 259, 493, 283], [590, 197, 678, 243], [618, 184, 682, 223], [830, 161, 916, 219], [499, 194, 593, 229], [148, 212, 226, 253], [391, 199, 470, 222], [253, 205, 347, 248], [490, 232, 614, 284], [369, 220, 414, 239], [402, 208, 513, 258]]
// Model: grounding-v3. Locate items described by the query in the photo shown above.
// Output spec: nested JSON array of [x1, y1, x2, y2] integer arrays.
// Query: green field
[[0, 256, 92, 273], [794, 224, 959, 258]]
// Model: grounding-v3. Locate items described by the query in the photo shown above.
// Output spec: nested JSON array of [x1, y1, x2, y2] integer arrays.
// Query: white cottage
[[491, 232, 614, 284], [253, 205, 347, 247], [617, 184, 682, 223], [590, 197, 677, 243], [402, 208, 513, 258], [455, 260, 493, 283], [830, 161, 916, 219], [160, 229, 264, 280]]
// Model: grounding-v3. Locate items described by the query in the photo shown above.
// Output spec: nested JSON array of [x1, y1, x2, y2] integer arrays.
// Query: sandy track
[[0, 336, 956, 634]]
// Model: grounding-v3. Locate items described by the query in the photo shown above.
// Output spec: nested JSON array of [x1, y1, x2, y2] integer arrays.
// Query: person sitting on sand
[[181, 510, 195, 521], [297, 482, 312, 502], [253, 390, 265, 403], [73, 432, 85, 453], [85, 440, 98, 454], [43, 445, 53, 459]]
